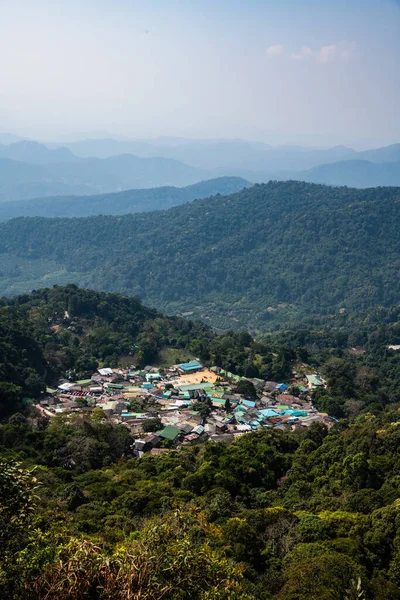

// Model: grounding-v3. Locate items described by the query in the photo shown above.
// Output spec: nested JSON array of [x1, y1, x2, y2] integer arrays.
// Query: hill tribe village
[[38, 360, 336, 456]]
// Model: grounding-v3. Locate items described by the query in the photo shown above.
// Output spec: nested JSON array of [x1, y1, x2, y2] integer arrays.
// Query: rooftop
[[158, 424, 181, 441], [306, 374, 324, 386], [177, 360, 203, 372]]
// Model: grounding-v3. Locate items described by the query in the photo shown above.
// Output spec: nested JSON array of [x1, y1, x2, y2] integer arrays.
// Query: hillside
[[0, 140, 80, 164], [0, 285, 214, 417], [0, 177, 250, 220], [3, 286, 400, 597], [1, 140, 400, 205], [300, 159, 400, 188], [358, 142, 400, 163], [0, 152, 206, 202], [1, 181, 400, 331], [62, 137, 357, 170]]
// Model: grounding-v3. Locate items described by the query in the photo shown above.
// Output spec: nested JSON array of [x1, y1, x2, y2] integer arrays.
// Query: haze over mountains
[[0, 136, 400, 206], [0, 177, 250, 220]]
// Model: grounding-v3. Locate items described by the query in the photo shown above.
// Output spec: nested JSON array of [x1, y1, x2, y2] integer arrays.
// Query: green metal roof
[[158, 425, 181, 441], [306, 374, 323, 386], [178, 382, 214, 392]]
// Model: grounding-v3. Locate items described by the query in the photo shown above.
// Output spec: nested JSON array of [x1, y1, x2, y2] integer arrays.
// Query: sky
[[0, 0, 399, 148]]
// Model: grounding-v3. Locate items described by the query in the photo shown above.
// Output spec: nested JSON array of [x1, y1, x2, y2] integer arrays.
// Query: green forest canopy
[[3, 403, 400, 597], [0, 176, 250, 220], [2, 286, 400, 597], [2, 284, 400, 419], [0, 181, 399, 331]]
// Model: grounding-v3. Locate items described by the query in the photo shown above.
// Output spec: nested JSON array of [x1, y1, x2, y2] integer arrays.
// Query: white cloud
[[290, 46, 313, 61], [281, 41, 356, 63], [266, 44, 284, 57], [339, 41, 357, 60], [317, 44, 338, 63]]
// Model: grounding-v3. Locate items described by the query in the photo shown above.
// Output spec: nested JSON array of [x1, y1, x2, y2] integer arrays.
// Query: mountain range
[[1, 180, 399, 331], [57, 137, 400, 170], [0, 138, 399, 205], [0, 177, 250, 220]]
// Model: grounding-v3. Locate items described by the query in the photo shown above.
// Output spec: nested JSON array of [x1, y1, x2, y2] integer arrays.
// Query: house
[[275, 383, 288, 391], [76, 379, 92, 387], [178, 382, 214, 394], [98, 368, 114, 376], [146, 373, 161, 382], [192, 425, 205, 435], [177, 360, 203, 373], [105, 383, 124, 391], [251, 378, 266, 390], [258, 408, 280, 418], [57, 382, 75, 392], [158, 424, 181, 441], [241, 400, 256, 409], [141, 382, 155, 390], [179, 423, 194, 434], [264, 381, 278, 392], [210, 434, 234, 443], [144, 434, 161, 448], [306, 374, 324, 389]]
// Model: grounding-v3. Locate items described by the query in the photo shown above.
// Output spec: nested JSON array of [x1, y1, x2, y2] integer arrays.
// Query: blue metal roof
[[178, 360, 202, 371], [242, 400, 256, 408], [258, 409, 279, 418]]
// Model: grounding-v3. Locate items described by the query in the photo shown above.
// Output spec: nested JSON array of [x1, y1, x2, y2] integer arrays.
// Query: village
[[39, 359, 334, 456]]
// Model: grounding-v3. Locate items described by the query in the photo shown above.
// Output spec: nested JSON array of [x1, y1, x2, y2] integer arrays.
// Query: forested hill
[[0, 285, 213, 417], [4, 287, 400, 597], [1, 180, 400, 331], [0, 176, 250, 220], [300, 159, 400, 188]]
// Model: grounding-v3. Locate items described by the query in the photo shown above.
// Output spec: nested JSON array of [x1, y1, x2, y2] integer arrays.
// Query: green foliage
[[141, 417, 162, 433], [0, 285, 304, 416], [4, 408, 400, 596], [3, 286, 400, 596], [234, 379, 258, 399], [1, 181, 400, 330], [0, 176, 249, 219]]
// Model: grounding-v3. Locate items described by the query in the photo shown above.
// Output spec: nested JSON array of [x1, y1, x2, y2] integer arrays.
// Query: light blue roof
[[258, 409, 279, 418], [178, 360, 202, 372], [242, 400, 256, 408]]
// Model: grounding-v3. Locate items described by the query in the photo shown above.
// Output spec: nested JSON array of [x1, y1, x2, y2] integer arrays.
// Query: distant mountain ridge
[[1, 180, 399, 331], [0, 140, 79, 164], [0, 177, 250, 220], [0, 152, 206, 202], [299, 159, 400, 188], [60, 137, 358, 171], [0, 138, 399, 204]]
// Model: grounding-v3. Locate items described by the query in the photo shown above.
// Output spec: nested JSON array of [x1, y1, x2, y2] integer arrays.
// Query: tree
[[142, 418, 162, 433], [234, 380, 257, 399], [0, 382, 22, 418], [90, 407, 107, 423]]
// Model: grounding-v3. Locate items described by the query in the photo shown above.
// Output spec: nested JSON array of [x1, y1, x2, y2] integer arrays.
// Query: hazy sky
[[0, 0, 399, 147]]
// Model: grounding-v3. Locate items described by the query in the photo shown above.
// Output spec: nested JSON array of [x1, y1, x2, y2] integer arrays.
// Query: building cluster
[[39, 360, 333, 456]]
